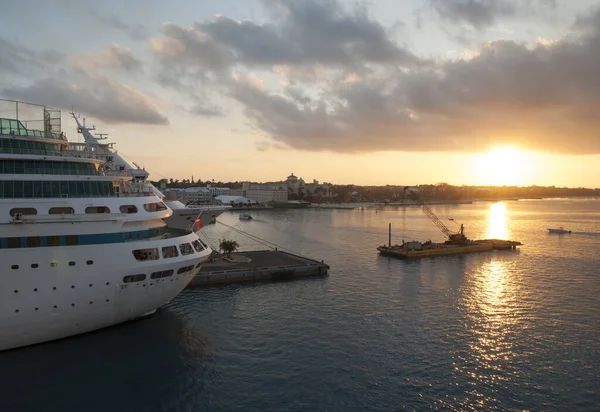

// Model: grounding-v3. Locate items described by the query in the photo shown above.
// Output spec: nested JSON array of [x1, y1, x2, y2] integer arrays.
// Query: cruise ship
[[0, 99, 212, 351]]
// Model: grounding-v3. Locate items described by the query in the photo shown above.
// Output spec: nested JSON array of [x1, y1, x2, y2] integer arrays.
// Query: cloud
[[188, 102, 224, 117], [0, 37, 62, 76], [0, 38, 167, 125], [220, 8, 600, 155], [150, 0, 425, 74], [429, 0, 515, 30], [3, 72, 169, 125], [428, 0, 557, 30], [73, 43, 143, 73], [90, 10, 147, 41]]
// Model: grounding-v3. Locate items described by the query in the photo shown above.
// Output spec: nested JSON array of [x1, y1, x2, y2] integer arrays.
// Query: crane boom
[[404, 187, 467, 242]]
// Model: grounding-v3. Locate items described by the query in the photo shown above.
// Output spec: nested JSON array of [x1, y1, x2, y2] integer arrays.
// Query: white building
[[163, 187, 212, 204], [230, 182, 288, 204], [206, 185, 231, 197], [215, 195, 257, 205]]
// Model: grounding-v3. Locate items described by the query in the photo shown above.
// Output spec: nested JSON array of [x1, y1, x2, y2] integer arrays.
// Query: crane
[[403, 187, 467, 243]]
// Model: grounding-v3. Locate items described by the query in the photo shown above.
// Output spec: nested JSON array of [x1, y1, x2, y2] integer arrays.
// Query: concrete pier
[[188, 250, 329, 287]]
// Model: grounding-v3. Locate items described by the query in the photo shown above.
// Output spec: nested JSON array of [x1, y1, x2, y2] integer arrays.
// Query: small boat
[[547, 227, 571, 234], [239, 214, 253, 221]]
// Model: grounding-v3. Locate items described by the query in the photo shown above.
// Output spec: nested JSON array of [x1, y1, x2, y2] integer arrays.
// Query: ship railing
[[0, 146, 102, 160], [0, 121, 67, 142]]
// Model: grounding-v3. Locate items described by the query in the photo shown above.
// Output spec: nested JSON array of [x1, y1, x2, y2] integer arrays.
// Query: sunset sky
[[2, 0, 600, 187]]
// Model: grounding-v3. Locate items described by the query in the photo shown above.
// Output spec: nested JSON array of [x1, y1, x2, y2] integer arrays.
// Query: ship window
[[162, 245, 179, 259], [123, 274, 146, 283], [11, 265, 19, 270], [86, 260, 94, 265], [192, 240, 204, 252], [179, 243, 194, 255], [143, 202, 168, 212], [177, 265, 195, 274], [120, 205, 138, 214], [26, 237, 41, 248], [46, 236, 60, 246], [150, 270, 174, 279], [85, 206, 110, 214], [65, 235, 78, 246], [9, 208, 37, 217], [132, 248, 159, 261], [49, 207, 74, 215], [7, 237, 21, 248]]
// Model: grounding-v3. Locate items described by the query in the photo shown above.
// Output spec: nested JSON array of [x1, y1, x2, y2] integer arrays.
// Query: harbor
[[188, 250, 329, 287]]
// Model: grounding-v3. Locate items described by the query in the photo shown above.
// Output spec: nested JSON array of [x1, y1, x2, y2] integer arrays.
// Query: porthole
[[53, 305, 57, 309], [89, 284, 93, 287], [86, 260, 93, 265], [34, 288, 37, 292], [68, 261, 76, 266], [71, 285, 75, 289], [14, 290, 18, 293], [71, 303, 75, 307], [11, 265, 19, 270], [31, 263, 39, 268], [35, 308, 38, 311], [50, 262, 57, 267]]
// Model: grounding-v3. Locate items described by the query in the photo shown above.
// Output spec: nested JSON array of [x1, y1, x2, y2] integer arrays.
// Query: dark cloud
[[428, 0, 557, 30], [221, 11, 600, 155], [429, 0, 515, 30], [3, 72, 169, 125], [150, 1, 600, 154], [90, 44, 143, 72], [0, 37, 63, 76], [0, 38, 166, 125], [188, 102, 224, 117], [90, 10, 147, 41], [151, 0, 425, 73]]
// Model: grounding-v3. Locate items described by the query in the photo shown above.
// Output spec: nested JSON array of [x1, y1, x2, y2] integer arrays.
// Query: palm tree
[[219, 239, 239, 258]]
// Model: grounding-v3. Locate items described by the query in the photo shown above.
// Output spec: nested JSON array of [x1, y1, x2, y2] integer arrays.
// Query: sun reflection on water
[[485, 202, 509, 240], [453, 258, 525, 409]]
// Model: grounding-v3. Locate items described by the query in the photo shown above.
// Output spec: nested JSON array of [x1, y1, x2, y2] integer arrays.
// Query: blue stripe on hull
[[0, 228, 166, 249]]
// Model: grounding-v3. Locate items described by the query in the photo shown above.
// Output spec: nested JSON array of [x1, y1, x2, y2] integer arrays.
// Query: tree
[[219, 239, 239, 258]]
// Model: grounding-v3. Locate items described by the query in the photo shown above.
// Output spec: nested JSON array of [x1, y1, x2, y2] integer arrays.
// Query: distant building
[[215, 195, 257, 205], [230, 182, 288, 204], [206, 185, 231, 197], [163, 187, 212, 204]]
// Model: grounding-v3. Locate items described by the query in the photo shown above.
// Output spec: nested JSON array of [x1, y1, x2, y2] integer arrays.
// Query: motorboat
[[239, 214, 253, 221], [547, 227, 571, 234]]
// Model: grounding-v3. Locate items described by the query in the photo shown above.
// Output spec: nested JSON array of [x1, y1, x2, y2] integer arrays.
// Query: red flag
[[195, 218, 201, 230]]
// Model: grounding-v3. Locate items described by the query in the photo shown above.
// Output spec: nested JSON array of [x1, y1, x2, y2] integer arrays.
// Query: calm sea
[[1, 199, 599, 411]]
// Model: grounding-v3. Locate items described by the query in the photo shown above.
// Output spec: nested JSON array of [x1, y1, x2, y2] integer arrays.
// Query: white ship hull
[[0, 232, 211, 351], [163, 201, 231, 230]]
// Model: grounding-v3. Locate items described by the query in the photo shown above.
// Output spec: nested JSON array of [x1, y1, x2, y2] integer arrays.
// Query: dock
[[188, 250, 329, 287]]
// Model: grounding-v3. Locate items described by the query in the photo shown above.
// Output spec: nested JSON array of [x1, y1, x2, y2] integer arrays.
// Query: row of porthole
[[13, 282, 111, 294], [14, 299, 111, 313], [9, 202, 167, 218], [10, 260, 94, 270]]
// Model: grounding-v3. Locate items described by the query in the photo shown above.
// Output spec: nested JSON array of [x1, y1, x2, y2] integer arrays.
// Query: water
[[2, 199, 600, 411]]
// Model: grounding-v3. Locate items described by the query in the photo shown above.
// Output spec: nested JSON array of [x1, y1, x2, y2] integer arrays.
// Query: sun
[[473, 147, 530, 186]]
